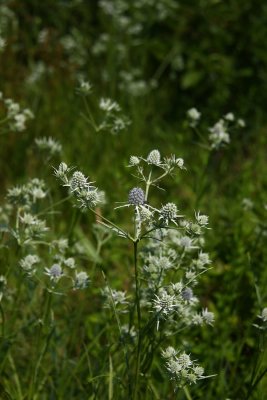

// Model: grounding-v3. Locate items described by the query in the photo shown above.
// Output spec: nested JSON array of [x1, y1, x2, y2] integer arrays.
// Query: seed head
[[147, 149, 161, 165], [139, 205, 152, 221], [45, 263, 63, 282], [181, 287, 193, 301], [70, 171, 88, 192], [162, 346, 177, 359], [202, 308, 215, 325], [74, 271, 89, 290], [160, 203, 178, 222], [128, 187, 145, 206], [129, 156, 140, 166]]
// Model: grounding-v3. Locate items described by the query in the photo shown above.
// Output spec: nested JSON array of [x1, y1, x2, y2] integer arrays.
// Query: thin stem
[[183, 386, 193, 400], [90, 208, 131, 240], [28, 289, 53, 400], [82, 96, 98, 131], [36, 195, 72, 217], [8, 353, 23, 400], [133, 241, 141, 400], [102, 271, 132, 397], [0, 303, 5, 337], [145, 170, 152, 201]]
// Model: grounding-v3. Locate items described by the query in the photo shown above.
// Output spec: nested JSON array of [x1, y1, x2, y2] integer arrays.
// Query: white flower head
[[187, 108, 201, 126], [73, 271, 89, 290], [45, 263, 63, 283]]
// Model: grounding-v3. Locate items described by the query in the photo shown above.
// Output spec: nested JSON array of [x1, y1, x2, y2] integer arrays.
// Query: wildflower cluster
[[7, 178, 46, 209], [140, 217, 213, 331], [77, 81, 131, 135], [0, 91, 34, 132], [186, 109, 245, 150], [54, 163, 103, 210], [92, 0, 178, 95], [53, 148, 214, 393], [162, 347, 206, 387], [1, 162, 89, 293], [35, 136, 62, 157], [98, 97, 131, 134], [102, 286, 129, 312]]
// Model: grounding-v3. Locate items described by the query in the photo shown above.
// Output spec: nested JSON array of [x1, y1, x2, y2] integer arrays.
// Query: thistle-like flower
[[35, 136, 62, 155], [45, 263, 63, 283], [181, 287, 194, 301], [128, 187, 145, 206], [19, 254, 40, 276], [69, 171, 89, 192], [147, 149, 161, 166], [129, 156, 140, 166], [159, 203, 179, 225], [73, 271, 89, 290]]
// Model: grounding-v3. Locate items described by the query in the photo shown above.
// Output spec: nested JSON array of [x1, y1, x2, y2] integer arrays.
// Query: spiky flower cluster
[[19, 254, 40, 276], [208, 113, 245, 149], [98, 97, 131, 134], [0, 92, 34, 132], [129, 150, 185, 173], [162, 347, 206, 387], [159, 203, 179, 225], [35, 136, 62, 156], [54, 163, 103, 210], [74, 271, 90, 290], [102, 287, 129, 312], [7, 178, 46, 209], [140, 217, 214, 332], [209, 120, 230, 149]]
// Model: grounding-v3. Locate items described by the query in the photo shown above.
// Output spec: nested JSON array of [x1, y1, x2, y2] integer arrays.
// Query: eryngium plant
[[54, 149, 214, 397]]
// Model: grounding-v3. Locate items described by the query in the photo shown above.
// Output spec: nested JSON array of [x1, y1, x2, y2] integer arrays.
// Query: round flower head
[[139, 205, 153, 221], [74, 271, 89, 290], [147, 149, 161, 165], [129, 156, 140, 166], [70, 171, 88, 192], [45, 263, 63, 282], [128, 187, 145, 206], [159, 203, 178, 224], [77, 188, 100, 209], [181, 287, 193, 301]]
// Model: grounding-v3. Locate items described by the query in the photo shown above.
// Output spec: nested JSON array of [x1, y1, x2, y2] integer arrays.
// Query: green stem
[[0, 303, 5, 337], [82, 96, 98, 131], [145, 170, 152, 201], [36, 195, 72, 217], [133, 241, 141, 400], [90, 208, 131, 240], [28, 289, 53, 399]]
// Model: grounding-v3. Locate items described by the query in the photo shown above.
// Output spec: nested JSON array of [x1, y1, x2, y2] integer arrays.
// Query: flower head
[[147, 149, 161, 166], [128, 187, 145, 206], [159, 203, 178, 224]]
